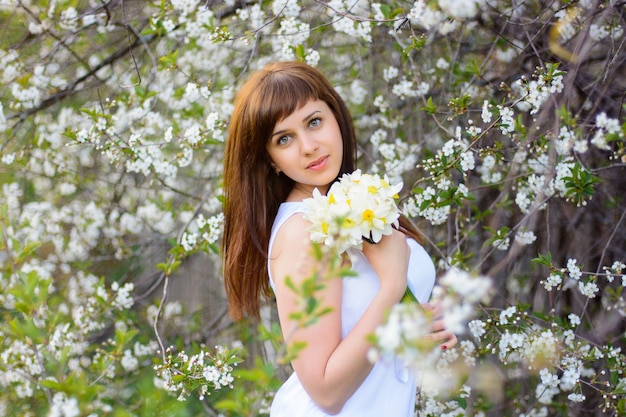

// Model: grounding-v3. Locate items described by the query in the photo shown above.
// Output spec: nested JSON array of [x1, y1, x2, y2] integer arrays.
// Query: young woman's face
[[267, 99, 343, 199]]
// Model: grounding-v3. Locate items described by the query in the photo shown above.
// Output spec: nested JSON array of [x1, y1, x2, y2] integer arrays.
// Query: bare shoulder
[[269, 212, 318, 287], [271, 212, 312, 254]]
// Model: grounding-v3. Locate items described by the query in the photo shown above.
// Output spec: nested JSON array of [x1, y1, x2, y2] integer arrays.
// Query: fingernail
[[441, 345, 447, 350]]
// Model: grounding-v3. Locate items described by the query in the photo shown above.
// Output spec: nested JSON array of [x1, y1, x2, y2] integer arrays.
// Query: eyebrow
[[271, 110, 321, 138]]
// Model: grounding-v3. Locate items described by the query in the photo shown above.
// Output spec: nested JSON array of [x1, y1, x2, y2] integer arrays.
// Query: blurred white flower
[[568, 313, 581, 326], [438, 0, 479, 19], [568, 393, 586, 402], [515, 230, 537, 246], [48, 392, 79, 417], [121, 349, 139, 372], [492, 237, 510, 251], [370, 268, 491, 385]]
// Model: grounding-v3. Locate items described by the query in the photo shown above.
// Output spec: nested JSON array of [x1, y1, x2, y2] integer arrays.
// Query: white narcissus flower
[[303, 170, 402, 254], [304, 187, 360, 254]]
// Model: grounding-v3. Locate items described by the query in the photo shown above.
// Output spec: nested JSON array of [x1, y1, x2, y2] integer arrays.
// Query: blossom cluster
[[402, 129, 473, 226], [180, 212, 225, 254], [512, 64, 565, 115], [467, 304, 599, 412], [539, 257, 603, 300], [303, 170, 403, 254], [0, 254, 152, 415], [460, 254, 626, 415], [154, 345, 241, 401]]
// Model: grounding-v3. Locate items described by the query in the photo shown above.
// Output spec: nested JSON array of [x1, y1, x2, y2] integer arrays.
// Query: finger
[[421, 302, 443, 318], [423, 329, 454, 343], [440, 334, 458, 350], [429, 318, 447, 333]]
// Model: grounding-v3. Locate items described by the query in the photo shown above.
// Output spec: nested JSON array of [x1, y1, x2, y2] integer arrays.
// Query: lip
[[307, 156, 329, 170]]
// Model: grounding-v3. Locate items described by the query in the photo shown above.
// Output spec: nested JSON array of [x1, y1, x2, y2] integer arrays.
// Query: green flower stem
[[401, 287, 418, 304]]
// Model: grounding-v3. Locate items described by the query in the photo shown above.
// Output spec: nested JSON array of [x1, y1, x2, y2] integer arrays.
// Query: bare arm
[[269, 214, 409, 414]]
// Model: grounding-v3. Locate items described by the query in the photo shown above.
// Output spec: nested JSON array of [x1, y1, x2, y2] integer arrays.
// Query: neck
[[286, 184, 328, 202]]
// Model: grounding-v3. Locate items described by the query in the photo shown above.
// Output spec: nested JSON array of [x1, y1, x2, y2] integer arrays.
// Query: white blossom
[[567, 258, 582, 280], [171, 0, 200, 16], [492, 237, 510, 251], [543, 273, 562, 291], [272, 0, 301, 18], [498, 105, 515, 135], [468, 319, 486, 340], [589, 24, 609, 41], [495, 47, 518, 63], [305, 49, 320, 67], [121, 349, 139, 372], [1, 153, 15, 165], [48, 392, 80, 417], [438, 0, 480, 19], [568, 393, 586, 402], [112, 282, 134, 310], [435, 58, 449, 70], [383, 66, 399, 82], [408, 1, 446, 32], [515, 230, 537, 246], [577, 280, 599, 298], [499, 306, 516, 325], [349, 80, 367, 105], [181, 232, 198, 252], [568, 313, 581, 327]]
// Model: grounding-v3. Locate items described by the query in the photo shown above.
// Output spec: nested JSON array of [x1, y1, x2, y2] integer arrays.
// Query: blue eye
[[277, 135, 290, 145], [309, 118, 321, 128]]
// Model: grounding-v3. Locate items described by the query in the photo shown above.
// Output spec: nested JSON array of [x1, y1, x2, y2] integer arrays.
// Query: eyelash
[[309, 117, 321, 127], [275, 117, 322, 145]]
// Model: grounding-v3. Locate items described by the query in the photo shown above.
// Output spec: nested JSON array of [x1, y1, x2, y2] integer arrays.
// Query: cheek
[[333, 129, 344, 150], [266, 147, 280, 165], [268, 150, 290, 171]]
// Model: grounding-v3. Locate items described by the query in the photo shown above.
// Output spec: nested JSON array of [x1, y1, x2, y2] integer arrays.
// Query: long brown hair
[[222, 61, 422, 321]]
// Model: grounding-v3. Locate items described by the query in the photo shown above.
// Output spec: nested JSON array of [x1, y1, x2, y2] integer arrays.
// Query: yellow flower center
[[362, 209, 374, 222], [322, 222, 329, 234], [367, 185, 378, 194]]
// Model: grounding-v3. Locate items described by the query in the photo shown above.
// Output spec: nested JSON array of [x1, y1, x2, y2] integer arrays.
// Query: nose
[[299, 133, 318, 154]]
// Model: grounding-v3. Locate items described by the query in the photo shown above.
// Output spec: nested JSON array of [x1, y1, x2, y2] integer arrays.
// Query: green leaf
[[421, 96, 437, 115], [158, 50, 179, 70], [532, 252, 553, 267]]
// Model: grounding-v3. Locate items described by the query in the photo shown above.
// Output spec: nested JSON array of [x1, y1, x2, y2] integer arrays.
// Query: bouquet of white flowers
[[302, 169, 403, 255]]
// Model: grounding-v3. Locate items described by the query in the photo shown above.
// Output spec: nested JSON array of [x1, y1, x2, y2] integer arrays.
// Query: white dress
[[268, 202, 436, 417]]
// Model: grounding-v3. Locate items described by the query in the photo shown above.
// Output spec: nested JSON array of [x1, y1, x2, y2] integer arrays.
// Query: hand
[[361, 229, 409, 301], [422, 302, 458, 350]]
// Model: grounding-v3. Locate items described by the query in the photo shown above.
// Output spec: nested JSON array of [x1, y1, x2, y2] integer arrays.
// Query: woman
[[222, 61, 457, 416]]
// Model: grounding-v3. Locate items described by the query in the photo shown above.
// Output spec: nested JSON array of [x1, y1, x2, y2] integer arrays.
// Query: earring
[[272, 165, 281, 176]]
